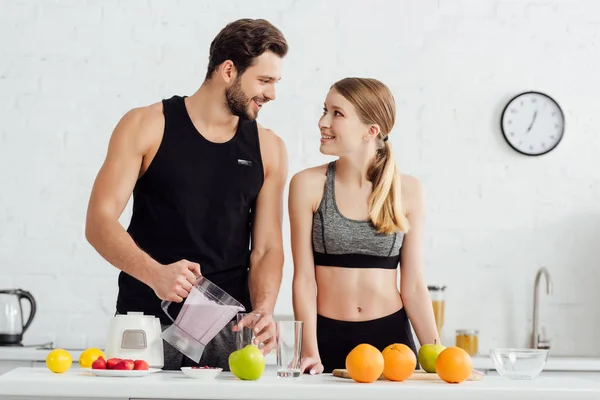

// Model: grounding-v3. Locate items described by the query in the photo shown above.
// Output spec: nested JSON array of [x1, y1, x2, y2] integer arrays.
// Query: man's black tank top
[[116, 95, 264, 324]]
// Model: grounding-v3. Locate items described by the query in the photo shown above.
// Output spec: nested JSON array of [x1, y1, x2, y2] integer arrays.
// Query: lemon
[[78, 348, 105, 368], [46, 349, 72, 373]]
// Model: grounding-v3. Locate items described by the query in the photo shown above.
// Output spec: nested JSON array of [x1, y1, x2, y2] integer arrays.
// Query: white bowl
[[490, 348, 549, 379], [180, 367, 222, 380]]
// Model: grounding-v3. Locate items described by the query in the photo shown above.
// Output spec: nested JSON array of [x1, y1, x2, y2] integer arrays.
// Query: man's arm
[[85, 107, 158, 286], [85, 104, 199, 303], [247, 128, 288, 314]]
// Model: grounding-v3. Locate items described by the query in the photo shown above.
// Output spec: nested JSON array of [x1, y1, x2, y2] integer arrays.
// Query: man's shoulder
[[256, 123, 285, 152], [256, 123, 287, 175], [110, 101, 165, 153], [120, 101, 164, 130]]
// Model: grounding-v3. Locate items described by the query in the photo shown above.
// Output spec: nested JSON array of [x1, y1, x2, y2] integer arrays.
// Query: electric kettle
[[0, 289, 37, 345]]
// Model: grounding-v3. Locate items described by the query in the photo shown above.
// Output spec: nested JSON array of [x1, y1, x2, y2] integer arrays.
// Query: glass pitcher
[[428, 285, 446, 334], [160, 276, 245, 363]]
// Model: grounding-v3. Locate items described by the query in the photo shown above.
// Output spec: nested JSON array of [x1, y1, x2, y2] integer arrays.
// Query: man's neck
[[185, 82, 239, 138]]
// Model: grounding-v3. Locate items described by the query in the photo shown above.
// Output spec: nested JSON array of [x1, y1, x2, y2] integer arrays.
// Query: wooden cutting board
[[332, 368, 485, 381]]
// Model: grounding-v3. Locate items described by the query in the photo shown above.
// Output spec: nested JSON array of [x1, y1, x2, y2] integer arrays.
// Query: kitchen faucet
[[531, 267, 553, 349]]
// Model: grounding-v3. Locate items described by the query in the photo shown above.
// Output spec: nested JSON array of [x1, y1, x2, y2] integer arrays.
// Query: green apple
[[418, 342, 446, 373], [228, 344, 265, 380]]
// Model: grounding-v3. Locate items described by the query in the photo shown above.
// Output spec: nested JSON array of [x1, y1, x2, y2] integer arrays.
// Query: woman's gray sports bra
[[312, 162, 404, 269]]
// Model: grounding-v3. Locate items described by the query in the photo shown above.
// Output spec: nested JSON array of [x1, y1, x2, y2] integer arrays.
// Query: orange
[[382, 343, 417, 381], [345, 343, 384, 383], [435, 346, 472, 384]]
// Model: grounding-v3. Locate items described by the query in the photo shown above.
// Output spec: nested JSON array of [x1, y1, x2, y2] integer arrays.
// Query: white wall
[[2, 0, 599, 356]]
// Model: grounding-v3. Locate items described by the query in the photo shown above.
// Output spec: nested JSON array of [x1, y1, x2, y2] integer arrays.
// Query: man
[[85, 18, 289, 370]]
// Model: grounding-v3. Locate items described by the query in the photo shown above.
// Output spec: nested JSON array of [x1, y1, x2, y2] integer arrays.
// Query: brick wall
[[2, 0, 599, 355]]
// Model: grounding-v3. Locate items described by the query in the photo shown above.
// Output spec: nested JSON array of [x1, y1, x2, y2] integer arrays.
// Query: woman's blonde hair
[[331, 77, 410, 234]]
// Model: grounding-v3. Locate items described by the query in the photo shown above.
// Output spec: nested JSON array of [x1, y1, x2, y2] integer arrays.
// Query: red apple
[[92, 357, 107, 370], [134, 360, 149, 370], [106, 358, 122, 370]]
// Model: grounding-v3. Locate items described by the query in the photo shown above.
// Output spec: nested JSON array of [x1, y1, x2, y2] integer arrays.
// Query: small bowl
[[180, 367, 223, 380], [490, 348, 549, 380]]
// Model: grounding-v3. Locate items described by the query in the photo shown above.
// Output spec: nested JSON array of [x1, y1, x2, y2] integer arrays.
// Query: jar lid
[[456, 329, 479, 335], [427, 285, 447, 291]]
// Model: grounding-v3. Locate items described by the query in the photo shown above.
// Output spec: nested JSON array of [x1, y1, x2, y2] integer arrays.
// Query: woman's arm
[[398, 175, 441, 346], [289, 170, 324, 374]]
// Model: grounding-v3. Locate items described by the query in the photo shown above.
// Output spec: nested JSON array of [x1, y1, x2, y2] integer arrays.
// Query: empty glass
[[276, 321, 303, 378]]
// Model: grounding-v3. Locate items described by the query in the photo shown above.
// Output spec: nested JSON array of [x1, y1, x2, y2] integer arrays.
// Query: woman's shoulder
[[289, 163, 330, 209], [400, 173, 422, 193], [290, 163, 329, 187], [399, 173, 425, 215]]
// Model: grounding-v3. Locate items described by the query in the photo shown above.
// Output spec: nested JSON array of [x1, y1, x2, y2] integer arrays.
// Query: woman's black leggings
[[316, 307, 419, 373]]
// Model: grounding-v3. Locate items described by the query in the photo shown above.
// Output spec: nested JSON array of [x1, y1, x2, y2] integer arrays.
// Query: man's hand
[[252, 313, 276, 355], [149, 260, 201, 302], [233, 311, 277, 355]]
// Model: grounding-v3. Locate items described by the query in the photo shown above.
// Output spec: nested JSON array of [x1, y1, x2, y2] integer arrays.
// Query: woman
[[289, 77, 440, 374]]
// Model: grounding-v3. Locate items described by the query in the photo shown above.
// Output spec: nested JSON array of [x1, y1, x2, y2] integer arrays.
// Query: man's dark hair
[[205, 18, 288, 81]]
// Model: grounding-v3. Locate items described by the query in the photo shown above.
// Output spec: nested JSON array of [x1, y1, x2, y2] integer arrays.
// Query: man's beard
[[225, 77, 256, 120]]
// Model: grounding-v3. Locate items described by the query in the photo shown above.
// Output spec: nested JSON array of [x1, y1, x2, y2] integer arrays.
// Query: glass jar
[[428, 285, 446, 334], [456, 329, 479, 355]]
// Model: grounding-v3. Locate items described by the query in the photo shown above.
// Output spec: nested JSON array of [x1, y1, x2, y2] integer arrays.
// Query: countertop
[[3, 346, 600, 373], [1, 367, 600, 400]]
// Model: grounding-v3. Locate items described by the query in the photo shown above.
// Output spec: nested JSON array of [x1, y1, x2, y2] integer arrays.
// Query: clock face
[[501, 91, 565, 156]]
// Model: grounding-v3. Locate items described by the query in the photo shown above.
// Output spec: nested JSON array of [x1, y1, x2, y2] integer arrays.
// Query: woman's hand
[[300, 356, 324, 375]]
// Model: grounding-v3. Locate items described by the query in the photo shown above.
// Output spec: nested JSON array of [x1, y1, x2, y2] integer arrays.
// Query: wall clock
[[500, 91, 565, 156]]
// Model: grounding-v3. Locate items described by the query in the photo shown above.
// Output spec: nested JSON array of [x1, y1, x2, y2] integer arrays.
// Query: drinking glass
[[235, 312, 262, 350], [276, 321, 303, 378]]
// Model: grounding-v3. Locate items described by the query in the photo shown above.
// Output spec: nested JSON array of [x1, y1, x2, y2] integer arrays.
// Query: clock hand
[[526, 110, 538, 133]]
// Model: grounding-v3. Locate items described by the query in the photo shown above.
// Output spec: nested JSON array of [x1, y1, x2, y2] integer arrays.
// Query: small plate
[[181, 367, 222, 380], [86, 368, 162, 377]]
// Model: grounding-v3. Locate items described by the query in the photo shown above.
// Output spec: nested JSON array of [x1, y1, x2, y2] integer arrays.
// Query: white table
[[1, 366, 600, 400]]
